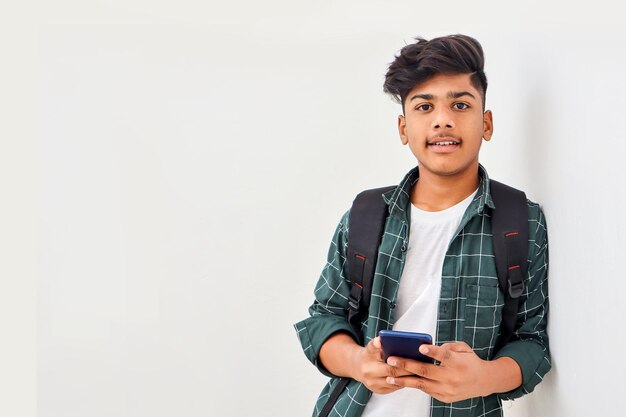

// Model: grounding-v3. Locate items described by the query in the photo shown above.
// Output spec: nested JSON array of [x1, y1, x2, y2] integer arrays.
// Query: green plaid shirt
[[294, 165, 550, 417]]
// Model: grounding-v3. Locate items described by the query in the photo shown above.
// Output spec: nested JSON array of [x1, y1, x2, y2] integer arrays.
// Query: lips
[[427, 136, 460, 153], [427, 136, 460, 146]]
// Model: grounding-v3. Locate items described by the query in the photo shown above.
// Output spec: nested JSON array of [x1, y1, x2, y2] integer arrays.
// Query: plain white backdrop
[[2, 1, 626, 416]]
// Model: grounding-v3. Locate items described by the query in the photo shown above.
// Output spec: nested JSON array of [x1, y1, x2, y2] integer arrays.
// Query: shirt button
[[390, 301, 397, 309], [401, 243, 407, 252]]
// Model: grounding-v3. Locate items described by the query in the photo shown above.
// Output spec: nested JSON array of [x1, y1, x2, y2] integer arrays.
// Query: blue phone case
[[379, 330, 434, 363]]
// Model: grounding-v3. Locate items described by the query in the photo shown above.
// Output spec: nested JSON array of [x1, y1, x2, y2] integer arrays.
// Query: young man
[[294, 34, 550, 417]]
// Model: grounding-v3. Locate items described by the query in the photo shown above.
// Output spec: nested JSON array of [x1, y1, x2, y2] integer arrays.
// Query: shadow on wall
[[522, 85, 551, 201], [519, 365, 569, 416], [513, 43, 568, 417]]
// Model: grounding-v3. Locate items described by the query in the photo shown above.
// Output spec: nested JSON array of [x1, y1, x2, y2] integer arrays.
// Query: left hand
[[385, 341, 494, 403]]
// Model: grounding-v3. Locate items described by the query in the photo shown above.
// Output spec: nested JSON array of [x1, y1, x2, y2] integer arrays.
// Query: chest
[[366, 214, 503, 357]]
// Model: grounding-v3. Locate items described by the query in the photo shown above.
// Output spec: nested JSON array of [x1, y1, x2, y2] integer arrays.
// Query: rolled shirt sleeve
[[294, 211, 360, 378]]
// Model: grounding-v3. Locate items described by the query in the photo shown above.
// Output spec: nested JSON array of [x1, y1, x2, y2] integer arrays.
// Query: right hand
[[351, 336, 412, 394]]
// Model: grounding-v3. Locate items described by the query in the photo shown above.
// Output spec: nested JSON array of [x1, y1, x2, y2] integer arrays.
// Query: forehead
[[407, 73, 480, 98]]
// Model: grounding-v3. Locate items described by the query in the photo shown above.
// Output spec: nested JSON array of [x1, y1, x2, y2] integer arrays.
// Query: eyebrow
[[449, 91, 476, 100], [409, 91, 477, 101], [409, 93, 434, 101]]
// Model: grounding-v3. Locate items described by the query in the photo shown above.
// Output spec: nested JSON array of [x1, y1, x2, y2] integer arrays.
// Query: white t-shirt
[[361, 188, 477, 417]]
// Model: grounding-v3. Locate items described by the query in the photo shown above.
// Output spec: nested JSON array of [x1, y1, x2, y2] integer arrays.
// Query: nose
[[431, 107, 455, 129]]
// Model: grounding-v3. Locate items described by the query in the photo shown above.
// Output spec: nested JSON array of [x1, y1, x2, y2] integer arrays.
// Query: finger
[[373, 383, 403, 395], [387, 356, 442, 381], [418, 344, 453, 363], [386, 362, 414, 378], [365, 337, 383, 353], [441, 341, 473, 353], [364, 337, 384, 362], [372, 336, 382, 350], [386, 375, 441, 396]]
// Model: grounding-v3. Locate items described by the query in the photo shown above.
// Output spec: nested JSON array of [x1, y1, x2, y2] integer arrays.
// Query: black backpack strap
[[318, 379, 350, 417], [490, 180, 529, 353], [345, 186, 395, 337], [319, 186, 393, 417]]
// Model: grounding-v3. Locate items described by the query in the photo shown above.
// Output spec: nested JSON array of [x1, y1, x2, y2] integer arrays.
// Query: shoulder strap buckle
[[348, 294, 361, 312], [507, 266, 525, 298]]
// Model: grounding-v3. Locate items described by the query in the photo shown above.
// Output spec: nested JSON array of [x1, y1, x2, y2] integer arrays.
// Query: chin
[[421, 160, 476, 177], [435, 168, 464, 177]]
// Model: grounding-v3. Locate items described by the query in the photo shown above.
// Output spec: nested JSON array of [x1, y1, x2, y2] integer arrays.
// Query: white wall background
[[2, 1, 626, 416]]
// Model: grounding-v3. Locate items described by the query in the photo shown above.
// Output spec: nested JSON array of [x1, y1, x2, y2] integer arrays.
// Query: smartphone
[[379, 330, 434, 363]]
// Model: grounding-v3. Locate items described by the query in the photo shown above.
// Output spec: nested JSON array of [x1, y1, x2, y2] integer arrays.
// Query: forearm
[[319, 332, 362, 378]]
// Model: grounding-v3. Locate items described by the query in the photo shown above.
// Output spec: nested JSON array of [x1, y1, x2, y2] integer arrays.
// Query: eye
[[415, 103, 432, 111], [453, 102, 469, 110]]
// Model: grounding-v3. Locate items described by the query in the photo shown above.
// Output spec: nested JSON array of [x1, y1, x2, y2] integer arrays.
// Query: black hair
[[383, 34, 488, 112]]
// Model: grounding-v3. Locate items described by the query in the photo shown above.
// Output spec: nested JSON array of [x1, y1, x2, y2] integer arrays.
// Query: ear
[[482, 110, 493, 141], [398, 115, 408, 145]]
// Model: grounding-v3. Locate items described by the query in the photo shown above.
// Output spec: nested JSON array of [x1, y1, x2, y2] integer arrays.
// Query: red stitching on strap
[[356, 255, 366, 261], [508, 265, 521, 270], [505, 232, 519, 237], [353, 282, 363, 289]]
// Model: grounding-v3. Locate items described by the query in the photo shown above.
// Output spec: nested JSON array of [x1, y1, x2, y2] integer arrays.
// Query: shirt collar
[[382, 164, 495, 220]]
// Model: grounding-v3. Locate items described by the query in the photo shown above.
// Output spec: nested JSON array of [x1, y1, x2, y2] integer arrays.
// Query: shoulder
[[525, 198, 549, 261], [525, 198, 547, 234], [328, 209, 351, 245], [339, 209, 350, 234]]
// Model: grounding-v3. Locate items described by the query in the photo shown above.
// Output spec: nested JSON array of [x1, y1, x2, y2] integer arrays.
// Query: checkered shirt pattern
[[294, 165, 550, 417]]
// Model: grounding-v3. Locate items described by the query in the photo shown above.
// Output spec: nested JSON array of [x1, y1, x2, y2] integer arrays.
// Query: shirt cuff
[[294, 315, 360, 378], [493, 339, 546, 400]]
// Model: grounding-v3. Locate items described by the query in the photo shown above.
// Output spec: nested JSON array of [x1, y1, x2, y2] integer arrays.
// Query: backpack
[[319, 180, 528, 417]]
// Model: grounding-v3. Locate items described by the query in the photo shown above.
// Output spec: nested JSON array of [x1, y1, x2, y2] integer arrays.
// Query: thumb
[[365, 337, 384, 360], [366, 336, 383, 352]]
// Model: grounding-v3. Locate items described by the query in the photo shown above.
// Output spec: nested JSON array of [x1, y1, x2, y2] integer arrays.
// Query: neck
[[411, 165, 480, 212]]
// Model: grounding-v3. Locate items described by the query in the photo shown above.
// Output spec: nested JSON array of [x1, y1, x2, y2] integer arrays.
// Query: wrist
[[483, 356, 522, 395], [348, 344, 366, 382], [480, 359, 498, 396]]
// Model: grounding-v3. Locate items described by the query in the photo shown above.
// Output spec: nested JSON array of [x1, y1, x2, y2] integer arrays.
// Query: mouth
[[427, 137, 461, 152]]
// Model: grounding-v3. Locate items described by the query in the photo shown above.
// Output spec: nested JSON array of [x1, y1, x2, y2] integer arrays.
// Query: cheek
[[465, 122, 486, 142], [405, 122, 426, 142], [407, 136, 426, 153]]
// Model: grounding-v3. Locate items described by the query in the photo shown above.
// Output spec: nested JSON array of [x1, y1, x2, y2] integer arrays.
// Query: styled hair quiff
[[383, 34, 488, 111]]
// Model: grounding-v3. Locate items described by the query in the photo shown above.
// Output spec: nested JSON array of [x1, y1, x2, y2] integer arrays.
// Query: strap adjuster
[[507, 266, 524, 298], [348, 295, 360, 312], [508, 279, 524, 298]]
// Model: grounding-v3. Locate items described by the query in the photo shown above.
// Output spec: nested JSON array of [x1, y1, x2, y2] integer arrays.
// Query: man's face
[[398, 73, 493, 179]]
